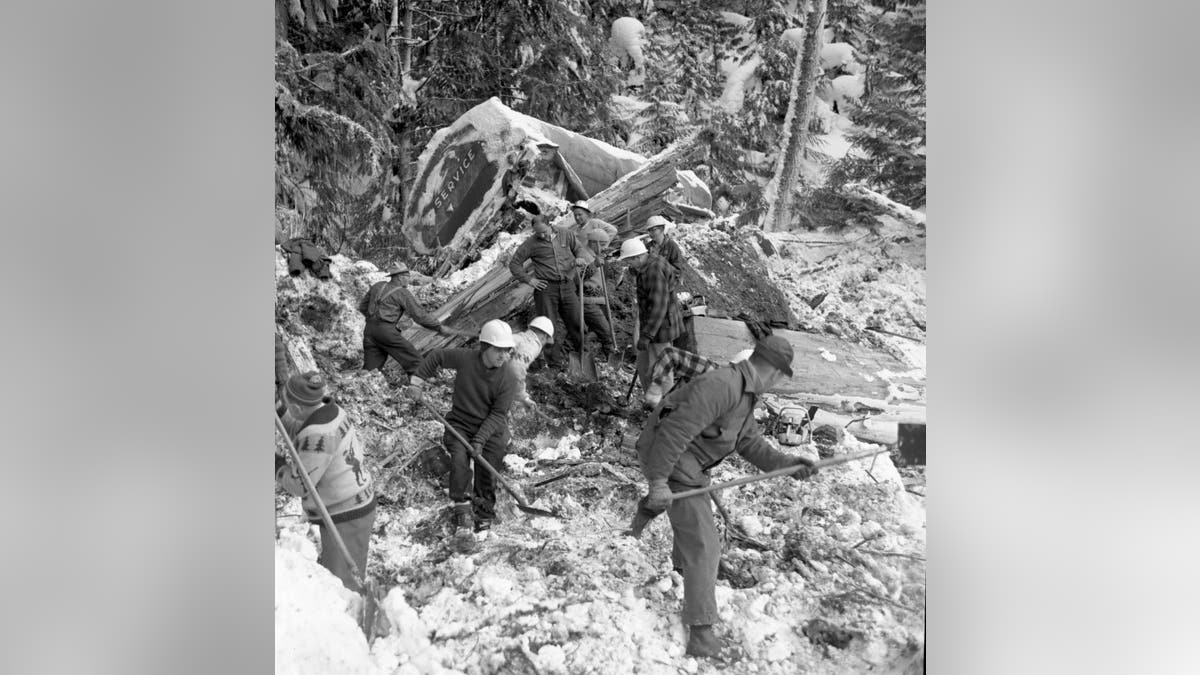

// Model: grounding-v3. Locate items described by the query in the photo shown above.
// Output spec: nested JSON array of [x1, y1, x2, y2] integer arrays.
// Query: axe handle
[[668, 448, 891, 501]]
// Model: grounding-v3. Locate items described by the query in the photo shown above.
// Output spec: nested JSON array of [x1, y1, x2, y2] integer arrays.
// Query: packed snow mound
[[610, 17, 646, 69], [275, 547, 374, 675]]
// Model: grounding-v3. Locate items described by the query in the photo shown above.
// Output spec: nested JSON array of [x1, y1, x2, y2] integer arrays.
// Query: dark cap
[[385, 263, 410, 276], [752, 335, 794, 377], [285, 371, 328, 406]]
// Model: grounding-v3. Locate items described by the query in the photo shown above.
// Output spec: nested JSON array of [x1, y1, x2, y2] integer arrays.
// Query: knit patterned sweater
[[277, 401, 375, 523]]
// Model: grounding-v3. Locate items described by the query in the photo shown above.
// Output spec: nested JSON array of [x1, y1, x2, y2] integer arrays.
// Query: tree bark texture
[[766, 0, 826, 232]]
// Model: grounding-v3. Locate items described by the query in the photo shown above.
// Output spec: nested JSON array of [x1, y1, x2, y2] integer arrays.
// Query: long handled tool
[[567, 274, 599, 381], [275, 413, 379, 633], [597, 262, 619, 367], [626, 447, 891, 537], [414, 395, 563, 518]]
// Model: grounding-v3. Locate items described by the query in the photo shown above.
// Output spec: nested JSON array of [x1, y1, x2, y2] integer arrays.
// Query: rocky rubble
[[274, 216, 925, 674]]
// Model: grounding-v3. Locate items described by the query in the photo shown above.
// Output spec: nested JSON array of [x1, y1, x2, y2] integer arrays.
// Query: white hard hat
[[730, 348, 755, 364], [571, 200, 591, 213], [617, 237, 648, 260], [646, 215, 672, 229], [529, 316, 555, 340], [479, 319, 516, 348]]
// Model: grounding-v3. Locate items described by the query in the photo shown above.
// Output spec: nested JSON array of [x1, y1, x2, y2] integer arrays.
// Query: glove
[[404, 376, 426, 401], [574, 257, 588, 268], [637, 336, 650, 350], [468, 441, 485, 457], [644, 383, 664, 408], [645, 479, 673, 513], [788, 455, 818, 481], [436, 325, 452, 336]]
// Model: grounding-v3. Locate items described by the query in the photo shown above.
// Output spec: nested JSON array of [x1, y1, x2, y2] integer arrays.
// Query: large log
[[845, 183, 926, 227], [402, 134, 704, 350]]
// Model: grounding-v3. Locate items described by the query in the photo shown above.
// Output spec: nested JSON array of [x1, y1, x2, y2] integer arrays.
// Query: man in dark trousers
[[633, 335, 817, 657], [407, 319, 517, 545], [508, 215, 588, 365], [359, 263, 453, 378], [616, 237, 685, 391], [276, 371, 376, 590]]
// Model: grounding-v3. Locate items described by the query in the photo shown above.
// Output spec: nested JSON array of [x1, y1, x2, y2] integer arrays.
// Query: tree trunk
[[764, 0, 826, 232], [396, 3, 414, 226]]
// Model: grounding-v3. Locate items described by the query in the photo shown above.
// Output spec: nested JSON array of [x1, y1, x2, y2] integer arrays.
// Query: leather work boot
[[474, 519, 493, 541], [451, 502, 477, 552], [686, 625, 723, 658]]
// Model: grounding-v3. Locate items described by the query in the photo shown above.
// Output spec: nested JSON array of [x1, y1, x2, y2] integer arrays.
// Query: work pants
[[582, 300, 614, 352], [533, 279, 582, 361], [362, 318, 423, 373], [317, 505, 376, 591], [636, 341, 673, 391], [667, 485, 722, 626], [444, 425, 510, 523]]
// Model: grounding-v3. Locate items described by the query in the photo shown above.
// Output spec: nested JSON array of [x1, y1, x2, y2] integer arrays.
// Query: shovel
[[626, 447, 891, 537], [275, 413, 381, 636], [567, 274, 598, 381], [414, 395, 563, 519]]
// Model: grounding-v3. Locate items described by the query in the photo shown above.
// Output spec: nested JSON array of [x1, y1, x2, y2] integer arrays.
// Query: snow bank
[[275, 548, 375, 675]]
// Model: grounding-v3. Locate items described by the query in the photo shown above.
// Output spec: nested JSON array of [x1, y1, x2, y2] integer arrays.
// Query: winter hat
[[286, 371, 328, 406], [752, 335, 795, 377]]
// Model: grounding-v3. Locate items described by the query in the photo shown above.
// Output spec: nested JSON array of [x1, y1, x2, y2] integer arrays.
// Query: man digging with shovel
[[276, 371, 377, 591], [632, 335, 818, 658], [406, 319, 518, 549]]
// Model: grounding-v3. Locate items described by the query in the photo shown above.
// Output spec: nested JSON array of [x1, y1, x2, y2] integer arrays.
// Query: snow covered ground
[[275, 210, 926, 674]]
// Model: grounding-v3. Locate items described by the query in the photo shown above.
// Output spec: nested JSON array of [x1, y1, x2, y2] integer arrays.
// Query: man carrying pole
[[276, 371, 376, 591]]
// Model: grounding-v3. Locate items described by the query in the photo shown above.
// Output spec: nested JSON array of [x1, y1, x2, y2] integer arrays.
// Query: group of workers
[[274, 200, 817, 658]]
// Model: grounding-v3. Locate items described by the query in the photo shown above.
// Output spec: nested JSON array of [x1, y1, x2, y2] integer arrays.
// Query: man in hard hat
[[509, 316, 555, 410], [508, 215, 589, 366], [632, 335, 817, 657], [570, 200, 618, 253], [616, 237, 685, 391], [646, 215, 684, 275], [643, 347, 755, 408], [406, 319, 517, 543], [358, 263, 456, 378], [276, 371, 376, 590]]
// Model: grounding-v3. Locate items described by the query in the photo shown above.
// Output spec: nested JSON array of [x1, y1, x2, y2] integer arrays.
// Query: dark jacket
[[636, 361, 795, 487], [414, 349, 517, 447], [508, 231, 584, 284], [280, 238, 332, 280], [358, 280, 442, 331]]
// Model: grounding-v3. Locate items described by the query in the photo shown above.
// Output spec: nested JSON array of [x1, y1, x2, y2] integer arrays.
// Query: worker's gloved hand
[[644, 383, 664, 408], [788, 455, 818, 480], [469, 441, 485, 457], [574, 257, 588, 268], [636, 336, 650, 351], [645, 479, 673, 513], [404, 376, 426, 401], [436, 325, 453, 336]]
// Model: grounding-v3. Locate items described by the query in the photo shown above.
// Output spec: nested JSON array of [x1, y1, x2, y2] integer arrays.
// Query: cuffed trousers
[[533, 280, 582, 361], [362, 318, 422, 373], [444, 425, 510, 522]]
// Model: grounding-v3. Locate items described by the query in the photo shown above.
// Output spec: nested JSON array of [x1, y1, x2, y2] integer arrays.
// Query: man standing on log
[[358, 263, 454, 379], [616, 238, 684, 391], [633, 336, 817, 657], [508, 215, 588, 366], [406, 319, 517, 545]]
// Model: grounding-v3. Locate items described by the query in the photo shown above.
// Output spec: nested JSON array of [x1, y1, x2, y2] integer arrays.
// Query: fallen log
[[844, 184, 926, 227]]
